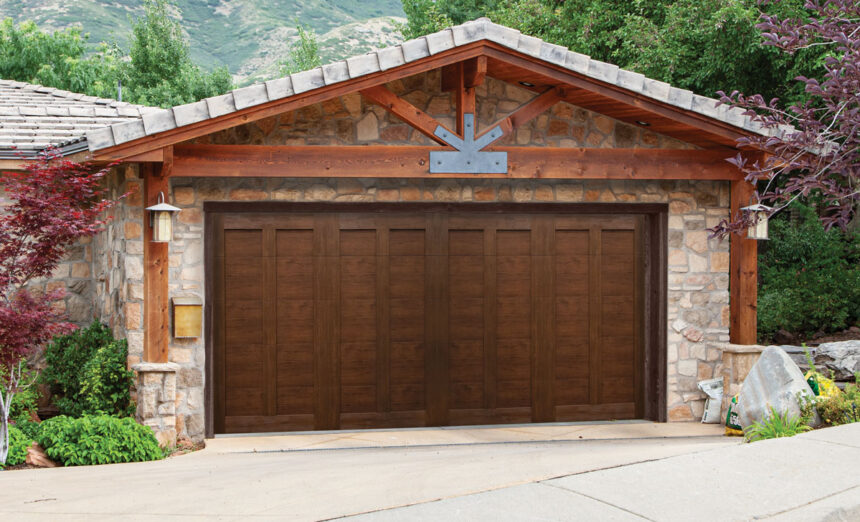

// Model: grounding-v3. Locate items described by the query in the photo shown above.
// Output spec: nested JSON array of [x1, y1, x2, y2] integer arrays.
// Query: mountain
[[0, 0, 406, 83]]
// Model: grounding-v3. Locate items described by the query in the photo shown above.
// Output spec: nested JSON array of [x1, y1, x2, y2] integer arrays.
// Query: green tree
[[0, 18, 123, 99], [401, 0, 822, 102], [125, 0, 232, 107], [279, 23, 322, 75], [400, 0, 500, 39]]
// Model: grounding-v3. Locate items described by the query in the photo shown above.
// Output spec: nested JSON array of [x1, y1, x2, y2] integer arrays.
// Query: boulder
[[736, 346, 820, 429], [814, 341, 860, 381], [25, 443, 58, 468]]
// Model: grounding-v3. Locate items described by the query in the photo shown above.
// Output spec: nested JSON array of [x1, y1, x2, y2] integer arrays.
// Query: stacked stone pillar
[[132, 362, 180, 447]]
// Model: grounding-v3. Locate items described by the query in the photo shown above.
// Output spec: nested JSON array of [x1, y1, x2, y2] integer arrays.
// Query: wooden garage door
[[212, 208, 644, 433]]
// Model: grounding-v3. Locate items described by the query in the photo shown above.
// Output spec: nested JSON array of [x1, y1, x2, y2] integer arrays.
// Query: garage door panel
[[276, 230, 313, 256], [554, 230, 589, 255], [277, 386, 314, 414], [275, 300, 313, 342], [340, 230, 377, 256], [276, 258, 313, 299], [554, 378, 589, 405], [224, 229, 263, 256], [449, 230, 484, 255], [496, 230, 531, 254], [496, 297, 531, 338], [224, 264, 264, 302], [390, 384, 425, 411], [276, 344, 313, 384], [341, 300, 377, 340], [225, 389, 265, 416], [215, 209, 646, 433], [390, 299, 424, 339], [389, 230, 425, 255]]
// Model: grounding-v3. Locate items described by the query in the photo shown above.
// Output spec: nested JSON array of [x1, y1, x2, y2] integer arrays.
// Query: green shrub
[[41, 321, 135, 417], [2, 425, 33, 468], [744, 406, 813, 442], [13, 419, 40, 441], [36, 415, 164, 466], [757, 204, 860, 342]]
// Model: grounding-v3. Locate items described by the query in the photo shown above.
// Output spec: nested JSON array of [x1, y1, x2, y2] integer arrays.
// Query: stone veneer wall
[[88, 72, 732, 440]]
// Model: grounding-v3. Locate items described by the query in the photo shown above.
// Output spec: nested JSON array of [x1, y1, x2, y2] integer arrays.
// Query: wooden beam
[[172, 144, 742, 180], [443, 56, 488, 91], [729, 179, 758, 344], [480, 87, 563, 142], [143, 157, 171, 363], [360, 85, 453, 145], [453, 63, 476, 137], [464, 56, 487, 88], [125, 149, 164, 163]]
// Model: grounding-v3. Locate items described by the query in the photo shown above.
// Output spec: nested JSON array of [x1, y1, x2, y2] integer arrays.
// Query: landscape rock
[[736, 346, 820, 429], [779, 341, 860, 381], [25, 443, 58, 468], [814, 341, 860, 381]]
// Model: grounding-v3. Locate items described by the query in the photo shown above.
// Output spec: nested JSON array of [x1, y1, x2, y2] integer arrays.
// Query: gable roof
[[0, 79, 157, 159], [86, 18, 780, 158]]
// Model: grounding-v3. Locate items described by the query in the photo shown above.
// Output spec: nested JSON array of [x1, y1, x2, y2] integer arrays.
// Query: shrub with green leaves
[[1, 425, 32, 468], [744, 406, 813, 442], [41, 321, 135, 417], [757, 203, 860, 342], [36, 415, 164, 466]]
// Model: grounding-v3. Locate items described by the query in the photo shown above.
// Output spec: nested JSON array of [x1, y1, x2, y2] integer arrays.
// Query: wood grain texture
[[730, 180, 758, 344], [142, 162, 169, 363], [211, 205, 655, 433], [173, 144, 742, 180]]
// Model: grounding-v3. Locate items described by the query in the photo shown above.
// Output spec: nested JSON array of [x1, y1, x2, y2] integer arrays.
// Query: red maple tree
[[0, 151, 117, 465]]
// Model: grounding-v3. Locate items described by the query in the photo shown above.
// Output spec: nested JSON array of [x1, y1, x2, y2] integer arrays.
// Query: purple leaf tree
[[714, 0, 859, 236]]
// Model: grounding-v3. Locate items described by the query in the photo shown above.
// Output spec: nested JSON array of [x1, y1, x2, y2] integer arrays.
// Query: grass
[[744, 406, 813, 442]]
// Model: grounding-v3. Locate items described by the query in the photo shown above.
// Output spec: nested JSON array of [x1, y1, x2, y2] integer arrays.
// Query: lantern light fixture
[[145, 192, 181, 243], [741, 202, 771, 240]]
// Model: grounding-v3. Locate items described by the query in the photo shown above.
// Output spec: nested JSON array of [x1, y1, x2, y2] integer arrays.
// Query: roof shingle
[[0, 79, 156, 157]]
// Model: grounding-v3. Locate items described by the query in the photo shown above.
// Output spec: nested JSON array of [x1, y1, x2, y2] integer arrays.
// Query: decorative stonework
[[132, 362, 180, 448]]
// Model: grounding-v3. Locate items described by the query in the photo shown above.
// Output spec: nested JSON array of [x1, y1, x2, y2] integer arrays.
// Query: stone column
[[132, 362, 180, 448], [712, 343, 766, 416]]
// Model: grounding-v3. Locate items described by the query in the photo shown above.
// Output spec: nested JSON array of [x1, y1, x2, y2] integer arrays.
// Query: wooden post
[[729, 179, 758, 344], [143, 149, 172, 363]]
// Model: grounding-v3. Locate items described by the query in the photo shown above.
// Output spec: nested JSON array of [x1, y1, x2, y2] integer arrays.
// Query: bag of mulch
[[725, 395, 744, 436], [804, 371, 840, 399], [697, 378, 723, 424]]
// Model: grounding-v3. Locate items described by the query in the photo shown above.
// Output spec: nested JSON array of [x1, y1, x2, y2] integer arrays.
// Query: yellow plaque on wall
[[173, 296, 202, 338]]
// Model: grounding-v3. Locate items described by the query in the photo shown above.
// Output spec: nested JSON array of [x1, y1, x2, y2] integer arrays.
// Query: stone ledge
[[132, 362, 181, 373], [709, 342, 767, 354]]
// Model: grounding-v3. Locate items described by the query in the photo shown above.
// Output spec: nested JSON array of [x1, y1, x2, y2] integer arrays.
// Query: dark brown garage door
[[211, 206, 646, 434]]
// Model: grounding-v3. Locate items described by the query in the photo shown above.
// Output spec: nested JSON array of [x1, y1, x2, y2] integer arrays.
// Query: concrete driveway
[[1, 421, 857, 521]]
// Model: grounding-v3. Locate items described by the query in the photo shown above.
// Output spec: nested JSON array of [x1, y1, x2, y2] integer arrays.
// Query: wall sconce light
[[741, 202, 771, 240], [172, 296, 202, 338], [146, 192, 181, 243]]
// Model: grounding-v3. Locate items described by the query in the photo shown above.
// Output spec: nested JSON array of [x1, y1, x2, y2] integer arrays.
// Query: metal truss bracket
[[429, 114, 507, 174]]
